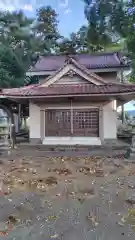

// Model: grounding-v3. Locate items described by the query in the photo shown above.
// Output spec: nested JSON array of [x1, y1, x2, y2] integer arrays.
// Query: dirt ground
[[0, 150, 135, 239]]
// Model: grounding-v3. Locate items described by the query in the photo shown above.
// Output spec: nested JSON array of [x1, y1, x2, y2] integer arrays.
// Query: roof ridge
[[36, 52, 119, 58]]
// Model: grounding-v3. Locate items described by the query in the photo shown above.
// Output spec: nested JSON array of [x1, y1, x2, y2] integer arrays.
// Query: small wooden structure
[[0, 53, 134, 146]]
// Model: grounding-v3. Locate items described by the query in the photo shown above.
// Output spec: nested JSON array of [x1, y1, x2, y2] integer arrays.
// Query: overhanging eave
[[3, 91, 135, 103]]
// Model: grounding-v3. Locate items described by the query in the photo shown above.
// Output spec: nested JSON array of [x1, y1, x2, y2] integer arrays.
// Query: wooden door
[[73, 109, 99, 136], [45, 109, 71, 136]]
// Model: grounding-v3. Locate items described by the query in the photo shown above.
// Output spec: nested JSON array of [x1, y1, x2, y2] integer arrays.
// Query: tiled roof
[[43, 57, 106, 85], [29, 52, 129, 72], [3, 83, 135, 97]]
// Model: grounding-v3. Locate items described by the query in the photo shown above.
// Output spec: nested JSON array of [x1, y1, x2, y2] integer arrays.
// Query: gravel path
[[0, 151, 135, 239]]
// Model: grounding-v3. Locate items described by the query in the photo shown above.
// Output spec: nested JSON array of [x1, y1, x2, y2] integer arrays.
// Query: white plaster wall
[[29, 101, 117, 144], [13, 113, 19, 133], [29, 102, 40, 139], [103, 101, 117, 139]]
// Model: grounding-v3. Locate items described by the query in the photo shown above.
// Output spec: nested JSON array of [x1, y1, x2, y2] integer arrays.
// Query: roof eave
[[4, 91, 135, 100], [26, 65, 130, 77]]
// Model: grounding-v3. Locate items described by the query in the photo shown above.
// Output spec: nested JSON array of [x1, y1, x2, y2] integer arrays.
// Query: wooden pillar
[[70, 99, 73, 135], [120, 70, 125, 123], [18, 103, 21, 131]]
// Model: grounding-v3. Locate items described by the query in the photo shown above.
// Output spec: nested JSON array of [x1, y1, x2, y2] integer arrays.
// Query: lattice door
[[45, 109, 71, 136], [45, 108, 99, 137], [73, 109, 99, 136]]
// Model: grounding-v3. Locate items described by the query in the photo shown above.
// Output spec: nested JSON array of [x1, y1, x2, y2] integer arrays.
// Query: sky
[[0, 0, 135, 111], [117, 102, 135, 112], [0, 0, 87, 37]]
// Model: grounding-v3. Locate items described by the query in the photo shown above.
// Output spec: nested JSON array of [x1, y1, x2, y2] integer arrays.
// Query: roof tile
[[29, 52, 128, 72], [3, 83, 135, 97]]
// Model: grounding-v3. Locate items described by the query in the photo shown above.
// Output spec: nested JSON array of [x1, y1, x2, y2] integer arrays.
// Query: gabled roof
[[27, 52, 129, 75], [0, 55, 134, 102], [41, 57, 106, 86]]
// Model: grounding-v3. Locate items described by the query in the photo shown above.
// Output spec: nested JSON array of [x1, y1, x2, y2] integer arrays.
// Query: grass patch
[[125, 208, 135, 232]]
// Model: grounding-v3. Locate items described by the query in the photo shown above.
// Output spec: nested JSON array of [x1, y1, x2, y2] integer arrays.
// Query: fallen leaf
[[45, 177, 57, 185], [8, 215, 18, 224], [78, 198, 85, 204], [53, 168, 72, 175], [51, 234, 59, 238], [48, 215, 57, 221], [86, 214, 100, 227], [56, 193, 61, 197], [126, 196, 135, 205], [95, 168, 104, 177], [0, 231, 8, 236], [121, 217, 126, 223], [79, 187, 95, 195], [94, 221, 99, 227], [117, 221, 124, 226]]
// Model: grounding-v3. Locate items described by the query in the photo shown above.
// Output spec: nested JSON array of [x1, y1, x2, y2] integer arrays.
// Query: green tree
[[83, 0, 128, 51], [35, 6, 61, 54], [56, 26, 90, 54], [0, 11, 34, 87], [0, 6, 61, 87], [125, 0, 135, 82]]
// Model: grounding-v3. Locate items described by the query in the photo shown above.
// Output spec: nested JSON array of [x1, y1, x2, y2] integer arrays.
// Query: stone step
[[17, 144, 129, 151]]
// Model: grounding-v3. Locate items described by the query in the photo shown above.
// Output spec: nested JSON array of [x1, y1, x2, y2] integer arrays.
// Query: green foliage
[[0, 1, 134, 88], [126, 208, 135, 232], [35, 6, 61, 54], [83, 0, 135, 85], [0, 5, 99, 87], [57, 26, 89, 54], [118, 111, 130, 121], [0, 7, 61, 88], [84, 0, 128, 51]]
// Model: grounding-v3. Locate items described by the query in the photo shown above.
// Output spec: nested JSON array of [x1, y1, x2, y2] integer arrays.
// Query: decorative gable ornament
[[66, 70, 76, 78]]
